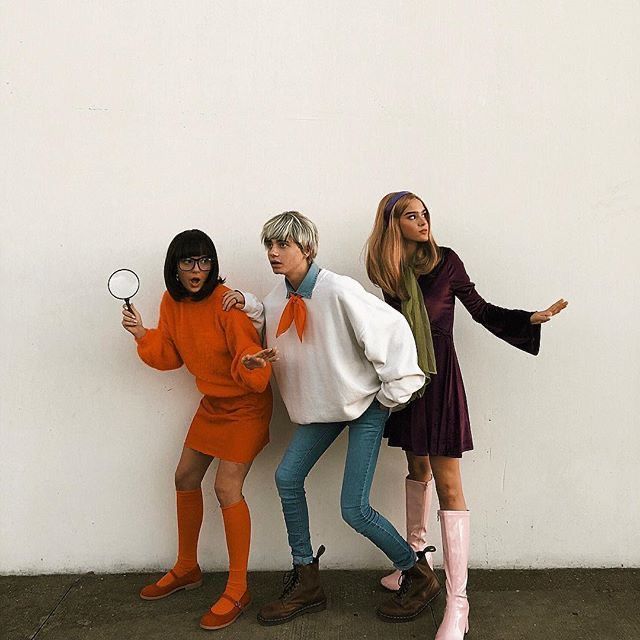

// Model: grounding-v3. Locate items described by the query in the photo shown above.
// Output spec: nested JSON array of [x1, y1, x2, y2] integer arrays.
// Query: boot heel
[[465, 619, 470, 634], [316, 600, 327, 612], [306, 599, 327, 614]]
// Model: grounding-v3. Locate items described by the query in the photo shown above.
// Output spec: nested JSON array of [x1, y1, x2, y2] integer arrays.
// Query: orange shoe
[[139, 566, 203, 600], [199, 591, 251, 630]]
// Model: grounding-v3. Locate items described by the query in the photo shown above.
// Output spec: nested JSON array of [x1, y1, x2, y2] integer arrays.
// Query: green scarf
[[401, 267, 437, 400]]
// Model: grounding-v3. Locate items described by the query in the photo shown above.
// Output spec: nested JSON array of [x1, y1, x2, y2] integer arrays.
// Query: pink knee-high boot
[[380, 476, 434, 591], [435, 510, 470, 640]]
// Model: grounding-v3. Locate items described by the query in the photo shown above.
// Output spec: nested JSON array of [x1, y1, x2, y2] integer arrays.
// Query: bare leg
[[175, 446, 214, 490], [214, 460, 253, 506], [208, 459, 254, 617], [406, 451, 433, 482], [429, 455, 467, 511]]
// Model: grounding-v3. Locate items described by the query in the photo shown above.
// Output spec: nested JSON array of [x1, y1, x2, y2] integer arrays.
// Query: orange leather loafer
[[139, 565, 203, 600], [200, 591, 251, 630]]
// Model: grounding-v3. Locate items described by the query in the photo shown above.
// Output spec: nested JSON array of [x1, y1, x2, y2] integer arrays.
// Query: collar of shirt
[[285, 262, 321, 299]]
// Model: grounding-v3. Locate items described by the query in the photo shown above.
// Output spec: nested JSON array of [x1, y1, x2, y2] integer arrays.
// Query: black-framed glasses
[[178, 257, 213, 272]]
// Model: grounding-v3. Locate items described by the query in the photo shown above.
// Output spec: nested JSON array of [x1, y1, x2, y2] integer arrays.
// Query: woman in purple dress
[[365, 191, 567, 639]]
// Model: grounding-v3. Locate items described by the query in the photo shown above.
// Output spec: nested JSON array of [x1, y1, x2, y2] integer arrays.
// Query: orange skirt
[[184, 388, 272, 463]]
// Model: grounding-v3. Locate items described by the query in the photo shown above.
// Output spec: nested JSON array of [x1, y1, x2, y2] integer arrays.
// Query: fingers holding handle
[[121, 303, 145, 338]]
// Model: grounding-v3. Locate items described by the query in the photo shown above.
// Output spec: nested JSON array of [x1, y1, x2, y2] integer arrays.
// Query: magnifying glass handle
[[124, 298, 133, 312]]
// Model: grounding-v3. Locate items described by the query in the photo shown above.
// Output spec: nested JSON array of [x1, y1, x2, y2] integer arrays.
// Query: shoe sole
[[200, 604, 249, 631], [376, 588, 441, 623], [257, 599, 327, 626], [200, 607, 246, 631], [139, 579, 203, 601]]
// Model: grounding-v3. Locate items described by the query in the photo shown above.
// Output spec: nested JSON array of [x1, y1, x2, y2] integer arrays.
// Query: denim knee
[[275, 462, 301, 495], [341, 503, 372, 534]]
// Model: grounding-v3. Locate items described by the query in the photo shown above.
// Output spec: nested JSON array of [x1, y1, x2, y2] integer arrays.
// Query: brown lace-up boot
[[376, 546, 441, 622], [257, 545, 327, 626]]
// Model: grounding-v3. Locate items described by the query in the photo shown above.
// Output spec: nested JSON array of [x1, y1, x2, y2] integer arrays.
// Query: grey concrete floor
[[2, 569, 639, 640]]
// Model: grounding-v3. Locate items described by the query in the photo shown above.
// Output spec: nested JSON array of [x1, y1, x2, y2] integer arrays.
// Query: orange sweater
[[136, 285, 270, 397]]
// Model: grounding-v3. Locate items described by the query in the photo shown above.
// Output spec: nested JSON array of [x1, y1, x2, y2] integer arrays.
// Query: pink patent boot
[[435, 510, 470, 640], [380, 476, 435, 591]]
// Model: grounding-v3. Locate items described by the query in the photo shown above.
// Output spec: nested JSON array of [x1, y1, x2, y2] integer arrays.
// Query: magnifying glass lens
[[108, 269, 140, 311]]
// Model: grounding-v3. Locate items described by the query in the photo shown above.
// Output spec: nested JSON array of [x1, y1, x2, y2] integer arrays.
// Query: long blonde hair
[[365, 192, 441, 300]]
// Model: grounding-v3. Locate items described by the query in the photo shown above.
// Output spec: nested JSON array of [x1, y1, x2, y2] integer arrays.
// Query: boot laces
[[280, 565, 300, 599], [396, 570, 413, 600]]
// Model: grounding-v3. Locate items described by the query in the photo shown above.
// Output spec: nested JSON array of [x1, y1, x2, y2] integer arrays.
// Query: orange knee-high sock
[[210, 498, 251, 615], [156, 489, 203, 587]]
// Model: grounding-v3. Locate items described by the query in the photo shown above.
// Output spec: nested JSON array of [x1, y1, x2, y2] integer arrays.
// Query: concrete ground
[[2, 569, 639, 640]]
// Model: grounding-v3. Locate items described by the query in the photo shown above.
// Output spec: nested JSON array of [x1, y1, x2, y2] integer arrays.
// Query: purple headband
[[383, 191, 410, 222]]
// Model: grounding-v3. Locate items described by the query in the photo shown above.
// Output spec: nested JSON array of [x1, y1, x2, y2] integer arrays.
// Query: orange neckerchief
[[276, 293, 307, 341]]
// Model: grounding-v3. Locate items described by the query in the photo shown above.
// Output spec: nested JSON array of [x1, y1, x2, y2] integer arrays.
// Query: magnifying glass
[[107, 269, 140, 312]]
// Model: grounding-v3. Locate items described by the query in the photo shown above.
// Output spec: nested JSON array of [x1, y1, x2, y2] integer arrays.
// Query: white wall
[[1, 1, 639, 574]]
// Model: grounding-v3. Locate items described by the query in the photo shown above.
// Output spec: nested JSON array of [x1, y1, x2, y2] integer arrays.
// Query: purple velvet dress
[[383, 247, 541, 458]]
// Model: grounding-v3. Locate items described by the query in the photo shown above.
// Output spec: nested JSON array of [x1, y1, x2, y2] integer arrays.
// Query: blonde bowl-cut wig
[[261, 211, 319, 263], [365, 192, 441, 301]]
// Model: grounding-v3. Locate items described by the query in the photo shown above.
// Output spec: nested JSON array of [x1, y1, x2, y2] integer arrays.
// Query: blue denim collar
[[285, 262, 321, 299]]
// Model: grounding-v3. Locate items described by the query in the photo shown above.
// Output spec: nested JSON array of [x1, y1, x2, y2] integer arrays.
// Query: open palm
[[241, 348, 279, 370], [530, 299, 568, 324]]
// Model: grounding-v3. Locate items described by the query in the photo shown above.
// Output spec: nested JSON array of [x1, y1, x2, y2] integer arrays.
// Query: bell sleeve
[[135, 294, 184, 370], [447, 249, 540, 355], [220, 307, 272, 393]]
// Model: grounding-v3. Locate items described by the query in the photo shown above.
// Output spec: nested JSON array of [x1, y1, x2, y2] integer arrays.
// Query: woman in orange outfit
[[121, 229, 277, 631]]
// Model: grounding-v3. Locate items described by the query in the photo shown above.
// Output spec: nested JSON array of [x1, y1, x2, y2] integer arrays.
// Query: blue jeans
[[274, 400, 416, 570]]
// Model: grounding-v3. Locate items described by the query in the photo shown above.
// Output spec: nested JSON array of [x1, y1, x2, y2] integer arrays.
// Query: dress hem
[[383, 438, 473, 459], [183, 438, 269, 464]]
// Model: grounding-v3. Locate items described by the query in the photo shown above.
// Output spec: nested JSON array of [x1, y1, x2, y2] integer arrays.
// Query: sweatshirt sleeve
[[220, 307, 272, 393], [236, 289, 266, 339], [447, 250, 541, 355], [135, 294, 184, 370], [339, 278, 425, 408]]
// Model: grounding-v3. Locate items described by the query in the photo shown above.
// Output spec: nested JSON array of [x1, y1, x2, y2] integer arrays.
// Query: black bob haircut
[[164, 229, 225, 302]]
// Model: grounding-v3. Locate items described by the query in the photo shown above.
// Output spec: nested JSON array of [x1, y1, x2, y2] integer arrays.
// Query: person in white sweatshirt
[[222, 211, 441, 625]]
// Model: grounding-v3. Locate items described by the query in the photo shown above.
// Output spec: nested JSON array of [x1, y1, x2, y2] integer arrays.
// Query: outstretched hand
[[530, 299, 568, 324], [222, 290, 245, 311], [241, 347, 279, 370]]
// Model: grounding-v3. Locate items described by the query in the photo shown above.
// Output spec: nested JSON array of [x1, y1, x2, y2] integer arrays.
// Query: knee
[[341, 503, 369, 534], [435, 479, 462, 505], [407, 456, 432, 482], [275, 463, 300, 494], [214, 477, 240, 506], [174, 467, 201, 491]]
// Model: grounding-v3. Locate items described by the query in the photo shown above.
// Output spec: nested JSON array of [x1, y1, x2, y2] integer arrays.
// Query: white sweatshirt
[[240, 268, 424, 425]]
